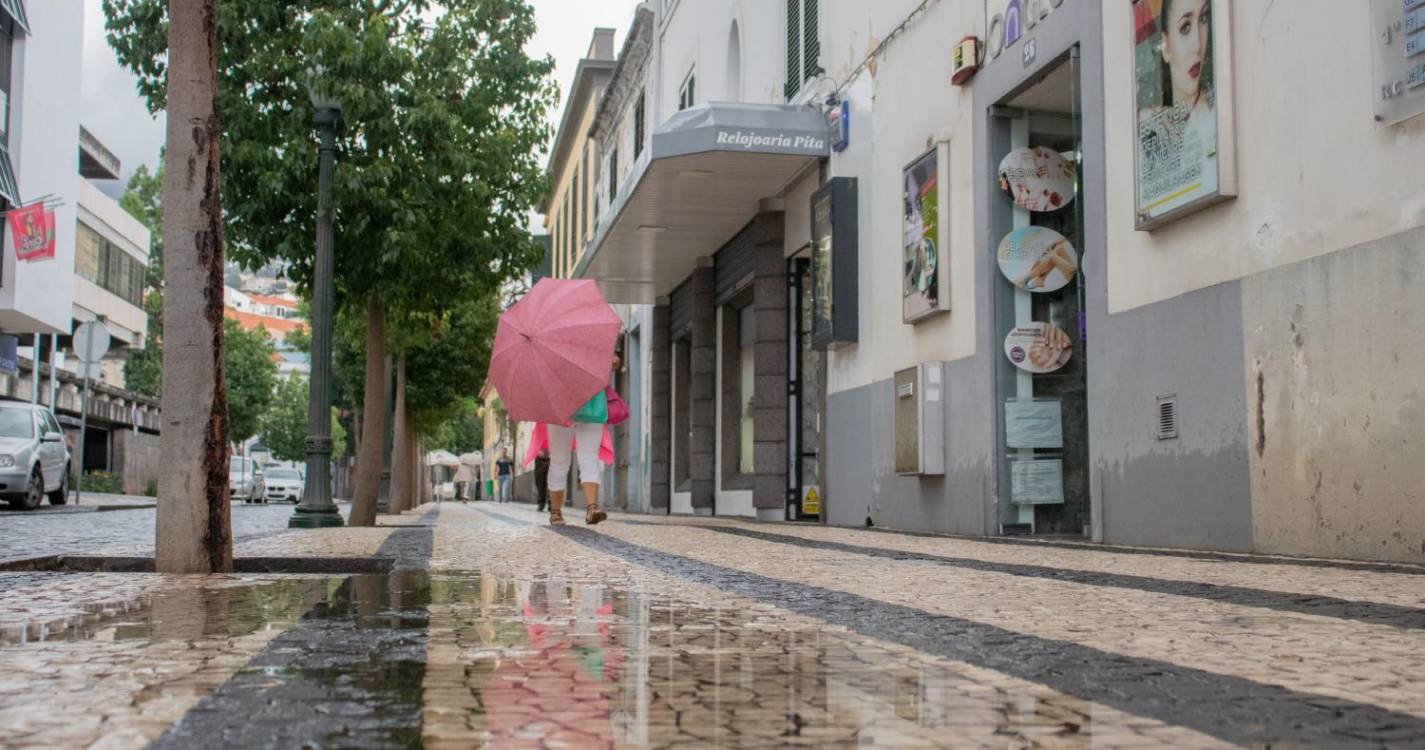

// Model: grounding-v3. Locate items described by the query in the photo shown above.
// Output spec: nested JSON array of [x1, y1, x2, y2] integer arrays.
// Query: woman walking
[[527, 352, 621, 526]]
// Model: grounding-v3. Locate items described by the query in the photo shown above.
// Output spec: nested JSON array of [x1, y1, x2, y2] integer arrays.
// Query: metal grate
[[1156, 396, 1179, 441]]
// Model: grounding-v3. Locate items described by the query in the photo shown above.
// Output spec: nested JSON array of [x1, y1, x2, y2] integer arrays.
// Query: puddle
[[7, 570, 1102, 748]]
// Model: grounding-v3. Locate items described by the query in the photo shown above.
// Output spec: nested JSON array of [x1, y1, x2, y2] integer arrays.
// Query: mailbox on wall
[[810, 177, 858, 349], [894, 363, 946, 476]]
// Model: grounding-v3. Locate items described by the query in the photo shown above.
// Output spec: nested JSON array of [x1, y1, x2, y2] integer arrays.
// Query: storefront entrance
[[788, 254, 824, 521], [991, 51, 1090, 536]]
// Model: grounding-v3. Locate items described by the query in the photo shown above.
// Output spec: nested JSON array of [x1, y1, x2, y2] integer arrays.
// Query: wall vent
[[1156, 396, 1179, 441]]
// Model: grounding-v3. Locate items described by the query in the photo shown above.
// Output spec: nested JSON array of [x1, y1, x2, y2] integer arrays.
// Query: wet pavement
[[1, 501, 1424, 748]]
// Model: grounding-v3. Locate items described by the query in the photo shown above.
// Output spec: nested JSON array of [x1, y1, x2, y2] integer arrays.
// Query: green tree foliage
[[402, 293, 500, 438], [120, 165, 166, 398], [261, 375, 347, 463], [224, 319, 278, 445], [103, 0, 557, 315], [429, 397, 482, 455]]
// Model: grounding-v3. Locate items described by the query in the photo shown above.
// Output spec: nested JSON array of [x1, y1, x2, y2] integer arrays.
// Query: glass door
[[992, 50, 1090, 536]]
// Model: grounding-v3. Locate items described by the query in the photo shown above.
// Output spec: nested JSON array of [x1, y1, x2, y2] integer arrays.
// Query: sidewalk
[[1, 502, 1423, 749]]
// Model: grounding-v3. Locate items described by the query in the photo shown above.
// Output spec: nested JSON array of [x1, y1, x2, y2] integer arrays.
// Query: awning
[[575, 102, 828, 303]]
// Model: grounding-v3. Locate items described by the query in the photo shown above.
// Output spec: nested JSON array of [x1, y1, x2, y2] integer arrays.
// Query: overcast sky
[[79, 0, 642, 208]]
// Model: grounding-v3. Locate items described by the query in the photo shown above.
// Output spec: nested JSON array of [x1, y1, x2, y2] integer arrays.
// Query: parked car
[[229, 457, 266, 504], [263, 467, 305, 504], [0, 401, 71, 511]]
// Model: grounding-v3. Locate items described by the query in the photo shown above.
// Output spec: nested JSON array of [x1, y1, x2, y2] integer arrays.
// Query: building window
[[76, 222, 145, 307], [633, 91, 646, 159], [785, 0, 820, 99], [609, 147, 619, 203], [678, 68, 696, 111], [0, 16, 12, 147], [573, 169, 582, 252]]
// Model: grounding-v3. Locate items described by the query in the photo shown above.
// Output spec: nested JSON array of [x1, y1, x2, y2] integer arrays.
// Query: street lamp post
[[290, 81, 344, 529]]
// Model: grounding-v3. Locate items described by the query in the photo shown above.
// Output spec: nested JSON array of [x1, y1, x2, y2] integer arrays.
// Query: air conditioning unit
[[894, 363, 945, 476]]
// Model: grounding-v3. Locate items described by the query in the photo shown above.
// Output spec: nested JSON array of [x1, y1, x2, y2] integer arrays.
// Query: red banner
[[8, 202, 55, 262]]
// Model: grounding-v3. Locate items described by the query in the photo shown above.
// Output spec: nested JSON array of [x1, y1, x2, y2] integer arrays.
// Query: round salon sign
[[1004, 321, 1073, 374], [997, 146, 1076, 213], [997, 226, 1079, 293]]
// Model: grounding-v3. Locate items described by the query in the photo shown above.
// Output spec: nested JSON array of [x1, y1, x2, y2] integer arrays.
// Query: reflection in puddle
[[427, 574, 1097, 749]]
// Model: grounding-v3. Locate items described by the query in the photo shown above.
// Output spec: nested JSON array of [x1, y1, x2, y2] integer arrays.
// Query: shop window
[[720, 290, 755, 487], [674, 336, 692, 490]]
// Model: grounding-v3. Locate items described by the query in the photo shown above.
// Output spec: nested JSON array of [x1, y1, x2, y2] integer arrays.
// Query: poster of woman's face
[[902, 150, 943, 323], [1133, 0, 1230, 229]]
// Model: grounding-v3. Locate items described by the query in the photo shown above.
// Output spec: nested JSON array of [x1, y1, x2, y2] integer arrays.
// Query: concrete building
[[543, 28, 615, 280], [568, 0, 1424, 564]]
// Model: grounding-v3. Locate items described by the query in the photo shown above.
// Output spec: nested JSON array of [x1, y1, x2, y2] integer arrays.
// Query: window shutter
[[785, 0, 801, 99], [802, 0, 820, 83]]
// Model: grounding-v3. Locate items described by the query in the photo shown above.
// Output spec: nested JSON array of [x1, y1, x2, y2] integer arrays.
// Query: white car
[[0, 402, 71, 511], [263, 467, 305, 504]]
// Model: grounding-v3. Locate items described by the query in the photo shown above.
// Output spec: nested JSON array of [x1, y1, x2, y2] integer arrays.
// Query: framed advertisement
[[902, 147, 948, 323], [1131, 0, 1236, 231], [810, 177, 858, 348]]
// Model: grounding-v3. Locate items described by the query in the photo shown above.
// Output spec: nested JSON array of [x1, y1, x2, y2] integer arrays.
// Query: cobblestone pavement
[[1, 501, 1424, 748], [0, 492, 158, 517], [0, 503, 322, 564]]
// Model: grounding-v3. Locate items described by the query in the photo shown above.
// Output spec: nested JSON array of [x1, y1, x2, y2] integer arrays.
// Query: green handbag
[[570, 390, 608, 424]]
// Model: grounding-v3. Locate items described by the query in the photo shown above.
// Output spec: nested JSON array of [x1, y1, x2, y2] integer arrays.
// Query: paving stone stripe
[[473, 509, 1425, 749], [666, 523, 1425, 631]]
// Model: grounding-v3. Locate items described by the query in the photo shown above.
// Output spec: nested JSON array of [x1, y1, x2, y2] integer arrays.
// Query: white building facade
[[575, 0, 1425, 564]]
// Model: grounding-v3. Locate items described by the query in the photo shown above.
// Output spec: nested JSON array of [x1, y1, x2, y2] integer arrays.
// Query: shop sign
[[998, 226, 1079, 293], [902, 148, 948, 323], [714, 128, 826, 155], [827, 100, 850, 152], [1005, 399, 1063, 449], [1004, 321, 1072, 373], [1373, 0, 1425, 125], [810, 177, 859, 348], [0, 334, 16, 375], [1131, 0, 1238, 230], [7, 202, 55, 262], [987, 0, 1067, 63]]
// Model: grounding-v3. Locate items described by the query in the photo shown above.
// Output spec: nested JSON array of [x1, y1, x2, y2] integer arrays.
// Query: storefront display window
[[991, 50, 1090, 536]]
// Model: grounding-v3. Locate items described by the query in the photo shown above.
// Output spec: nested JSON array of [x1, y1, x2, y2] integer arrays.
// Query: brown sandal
[[549, 508, 566, 526], [585, 504, 607, 526]]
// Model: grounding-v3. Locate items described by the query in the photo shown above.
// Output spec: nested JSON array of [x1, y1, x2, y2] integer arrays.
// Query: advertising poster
[[1004, 321, 1073, 374], [998, 226, 1079, 293], [811, 187, 835, 344], [902, 149, 942, 322], [997, 146, 1075, 213], [1133, 0, 1227, 228], [7, 202, 47, 260]]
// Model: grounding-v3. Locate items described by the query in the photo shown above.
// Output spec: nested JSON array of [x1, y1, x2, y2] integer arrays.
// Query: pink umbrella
[[488, 278, 622, 425]]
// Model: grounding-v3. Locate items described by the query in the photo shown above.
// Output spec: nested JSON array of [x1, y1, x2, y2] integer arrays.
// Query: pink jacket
[[524, 422, 615, 469]]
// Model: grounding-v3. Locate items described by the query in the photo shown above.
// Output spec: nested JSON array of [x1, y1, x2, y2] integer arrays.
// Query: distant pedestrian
[[534, 449, 550, 512], [496, 449, 513, 503]]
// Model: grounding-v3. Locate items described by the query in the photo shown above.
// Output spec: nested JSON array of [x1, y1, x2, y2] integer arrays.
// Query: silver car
[[229, 457, 266, 504], [0, 401, 71, 511]]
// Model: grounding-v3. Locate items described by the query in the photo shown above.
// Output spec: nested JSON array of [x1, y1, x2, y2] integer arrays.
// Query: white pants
[[546, 422, 603, 492]]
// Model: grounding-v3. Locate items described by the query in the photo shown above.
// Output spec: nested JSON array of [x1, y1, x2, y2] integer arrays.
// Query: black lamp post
[[290, 73, 344, 529]]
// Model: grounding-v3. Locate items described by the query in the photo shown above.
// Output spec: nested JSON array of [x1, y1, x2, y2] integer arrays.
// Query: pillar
[[650, 303, 671, 512], [752, 209, 789, 520], [688, 265, 716, 515]]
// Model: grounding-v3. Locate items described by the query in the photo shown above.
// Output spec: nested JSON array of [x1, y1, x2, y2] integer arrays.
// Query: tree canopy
[[224, 319, 279, 445], [104, 0, 557, 317], [262, 375, 348, 463]]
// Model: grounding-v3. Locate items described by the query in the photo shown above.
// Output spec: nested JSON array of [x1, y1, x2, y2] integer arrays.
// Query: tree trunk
[[350, 299, 386, 526], [156, 0, 231, 574], [389, 353, 411, 513], [408, 433, 421, 509]]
